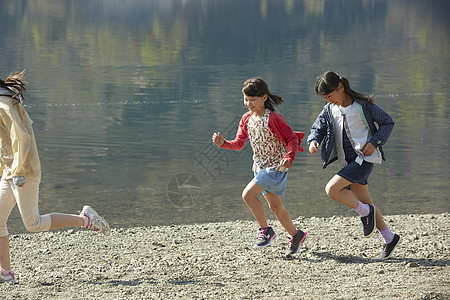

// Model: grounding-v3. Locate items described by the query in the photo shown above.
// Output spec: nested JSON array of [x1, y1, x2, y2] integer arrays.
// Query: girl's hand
[[309, 141, 320, 154], [212, 132, 225, 147], [361, 142, 376, 156], [280, 158, 292, 169]]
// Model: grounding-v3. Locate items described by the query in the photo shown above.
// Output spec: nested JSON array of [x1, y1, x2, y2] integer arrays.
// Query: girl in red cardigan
[[212, 77, 307, 256]]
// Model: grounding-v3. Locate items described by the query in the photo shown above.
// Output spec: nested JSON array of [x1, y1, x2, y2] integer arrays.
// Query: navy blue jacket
[[307, 98, 394, 169]]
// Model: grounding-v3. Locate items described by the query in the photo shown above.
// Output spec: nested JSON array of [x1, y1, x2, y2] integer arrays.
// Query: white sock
[[353, 201, 370, 217], [380, 226, 395, 244], [82, 216, 89, 228]]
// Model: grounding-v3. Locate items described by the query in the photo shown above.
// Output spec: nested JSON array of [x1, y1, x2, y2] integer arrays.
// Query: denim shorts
[[253, 168, 288, 197], [337, 160, 374, 185]]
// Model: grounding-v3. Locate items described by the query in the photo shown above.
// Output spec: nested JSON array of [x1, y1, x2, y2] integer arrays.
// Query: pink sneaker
[[285, 230, 308, 256], [79, 205, 111, 236], [254, 226, 277, 247], [0, 269, 17, 284]]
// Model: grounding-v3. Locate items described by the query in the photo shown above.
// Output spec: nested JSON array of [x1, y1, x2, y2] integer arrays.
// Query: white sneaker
[[0, 269, 17, 284], [79, 205, 111, 236]]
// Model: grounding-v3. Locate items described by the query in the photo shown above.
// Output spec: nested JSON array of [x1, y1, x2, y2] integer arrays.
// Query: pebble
[[1, 213, 449, 299]]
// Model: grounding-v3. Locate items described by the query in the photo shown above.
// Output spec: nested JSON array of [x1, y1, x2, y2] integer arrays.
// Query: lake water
[[1, 0, 449, 232]]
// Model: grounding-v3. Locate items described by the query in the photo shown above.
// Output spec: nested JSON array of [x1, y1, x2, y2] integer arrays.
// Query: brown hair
[[315, 71, 374, 104], [242, 77, 283, 111], [0, 69, 27, 104]]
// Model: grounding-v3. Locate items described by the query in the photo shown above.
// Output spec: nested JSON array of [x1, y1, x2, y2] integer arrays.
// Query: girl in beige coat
[[0, 70, 110, 284]]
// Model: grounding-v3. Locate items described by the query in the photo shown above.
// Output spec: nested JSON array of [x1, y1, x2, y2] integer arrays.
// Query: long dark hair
[[315, 71, 374, 104], [0, 69, 27, 104], [242, 77, 283, 111]]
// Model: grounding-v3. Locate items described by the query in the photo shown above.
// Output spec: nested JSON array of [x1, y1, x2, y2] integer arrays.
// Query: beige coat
[[0, 95, 41, 180]]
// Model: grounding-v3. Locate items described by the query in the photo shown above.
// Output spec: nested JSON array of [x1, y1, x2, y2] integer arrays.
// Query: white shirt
[[331, 102, 382, 168]]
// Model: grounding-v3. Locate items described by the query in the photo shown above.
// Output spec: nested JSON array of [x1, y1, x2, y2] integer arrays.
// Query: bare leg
[[242, 181, 268, 228], [264, 192, 297, 236], [325, 175, 359, 208], [350, 184, 387, 231], [49, 213, 84, 229], [0, 235, 11, 271]]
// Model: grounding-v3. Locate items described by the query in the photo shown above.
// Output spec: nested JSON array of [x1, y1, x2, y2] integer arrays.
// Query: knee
[[23, 214, 51, 233], [24, 222, 42, 233], [242, 189, 252, 204], [242, 188, 259, 205], [325, 182, 339, 200]]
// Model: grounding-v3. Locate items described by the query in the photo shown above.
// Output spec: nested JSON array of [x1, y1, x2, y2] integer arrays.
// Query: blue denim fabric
[[253, 168, 288, 197]]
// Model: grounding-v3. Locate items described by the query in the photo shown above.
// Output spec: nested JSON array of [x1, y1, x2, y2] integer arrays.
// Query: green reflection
[[0, 0, 448, 232]]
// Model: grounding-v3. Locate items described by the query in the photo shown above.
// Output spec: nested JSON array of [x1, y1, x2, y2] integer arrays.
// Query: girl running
[[212, 77, 307, 257], [308, 71, 401, 259], [0, 70, 110, 284]]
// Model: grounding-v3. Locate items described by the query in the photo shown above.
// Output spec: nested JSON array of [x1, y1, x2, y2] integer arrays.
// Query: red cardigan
[[221, 111, 304, 164]]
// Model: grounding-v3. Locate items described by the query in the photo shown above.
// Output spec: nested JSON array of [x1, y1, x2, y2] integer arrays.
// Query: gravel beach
[[1, 213, 449, 299]]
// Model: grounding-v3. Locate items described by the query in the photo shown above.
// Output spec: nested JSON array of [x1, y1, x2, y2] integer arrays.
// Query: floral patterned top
[[247, 109, 288, 173]]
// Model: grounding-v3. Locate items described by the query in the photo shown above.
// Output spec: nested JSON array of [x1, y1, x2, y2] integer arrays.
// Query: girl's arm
[[213, 113, 250, 151], [0, 105, 32, 179], [368, 104, 395, 148], [307, 107, 328, 149]]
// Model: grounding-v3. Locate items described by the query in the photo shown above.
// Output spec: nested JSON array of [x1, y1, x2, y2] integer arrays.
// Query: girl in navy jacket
[[307, 71, 400, 259]]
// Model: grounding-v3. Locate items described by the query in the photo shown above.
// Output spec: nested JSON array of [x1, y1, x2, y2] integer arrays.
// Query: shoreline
[[1, 213, 449, 299]]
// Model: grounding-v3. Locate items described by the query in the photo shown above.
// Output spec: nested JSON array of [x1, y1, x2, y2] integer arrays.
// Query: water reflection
[[1, 0, 449, 232]]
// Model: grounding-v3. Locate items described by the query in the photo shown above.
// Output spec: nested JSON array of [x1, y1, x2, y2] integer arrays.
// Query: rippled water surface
[[1, 0, 449, 232]]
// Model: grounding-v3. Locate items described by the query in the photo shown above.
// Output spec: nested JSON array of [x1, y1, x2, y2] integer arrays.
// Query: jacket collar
[[0, 87, 13, 96]]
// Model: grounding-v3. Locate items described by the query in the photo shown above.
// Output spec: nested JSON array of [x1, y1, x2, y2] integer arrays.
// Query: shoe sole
[[288, 231, 308, 255], [254, 233, 277, 248], [364, 205, 376, 238], [0, 274, 17, 284], [0, 279, 17, 284], [380, 235, 402, 260]]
